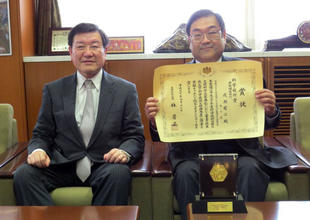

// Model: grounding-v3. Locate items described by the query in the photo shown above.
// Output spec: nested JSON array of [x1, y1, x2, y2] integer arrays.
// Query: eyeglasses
[[74, 44, 104, 52], [190, 30, 222, 42]]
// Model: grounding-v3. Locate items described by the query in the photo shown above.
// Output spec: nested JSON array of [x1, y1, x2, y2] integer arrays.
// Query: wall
[[0, 0, 35, 142], [24, 55, 310, 140]]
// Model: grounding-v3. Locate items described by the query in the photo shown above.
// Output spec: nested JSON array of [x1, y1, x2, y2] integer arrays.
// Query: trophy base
[[192, 194, 247, 214]]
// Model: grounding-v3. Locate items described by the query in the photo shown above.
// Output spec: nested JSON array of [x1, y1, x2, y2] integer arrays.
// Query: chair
[[0, 104, 18, 154], [50, 140, 153, 220], [0, 105, 153, 220], [290, 97, 310, 151], [151, 138, 310, 220], [274, 97, 310, 201], [0, 103, 28, 205], [1, 150, 152, 220], [0, 144, 152, 220]]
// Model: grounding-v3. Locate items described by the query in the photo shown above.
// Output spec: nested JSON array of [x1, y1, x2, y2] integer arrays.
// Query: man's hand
[[144, 97, 160, 128], [103, 148, 129, 164], [27, 150, 51, 168], [255, 89, 277, 117]]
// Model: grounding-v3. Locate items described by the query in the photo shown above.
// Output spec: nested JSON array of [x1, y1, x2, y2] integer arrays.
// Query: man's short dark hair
[[68, 23, 109, 48], [186, 9, 226, 36]]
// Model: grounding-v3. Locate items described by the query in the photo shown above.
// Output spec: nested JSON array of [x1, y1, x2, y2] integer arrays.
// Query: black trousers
[[13, 162, 131, 205]]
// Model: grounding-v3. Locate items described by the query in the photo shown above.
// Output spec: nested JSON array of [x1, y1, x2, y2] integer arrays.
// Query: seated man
[[14, 23, 145, 205], [145, 9, 297, 220]]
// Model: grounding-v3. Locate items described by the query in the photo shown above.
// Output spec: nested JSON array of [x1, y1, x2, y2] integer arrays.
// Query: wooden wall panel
[[0, 0, 30, 142], [105, 59, 185, 140], [24, 62, 75, 138], [24, 56, 310, 141], [24, 59, 185, 141]]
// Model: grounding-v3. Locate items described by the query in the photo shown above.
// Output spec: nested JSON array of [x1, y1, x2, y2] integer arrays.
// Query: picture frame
[[0, 0, 12, 56], [48, 28, 71, 55], [106, 36, 144, 54]]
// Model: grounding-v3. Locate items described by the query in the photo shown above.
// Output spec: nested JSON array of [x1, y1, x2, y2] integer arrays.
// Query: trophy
[[192, 153, 247, 213]]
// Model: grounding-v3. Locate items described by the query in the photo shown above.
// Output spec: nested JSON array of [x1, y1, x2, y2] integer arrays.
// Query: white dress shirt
[[75, 70, 102, 126]]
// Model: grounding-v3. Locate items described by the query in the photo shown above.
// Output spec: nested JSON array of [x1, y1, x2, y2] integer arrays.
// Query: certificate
[[48, 28, 71, 55], [153, 60, 264, 142]]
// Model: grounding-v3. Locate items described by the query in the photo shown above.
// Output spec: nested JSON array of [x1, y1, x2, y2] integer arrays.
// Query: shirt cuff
[[120, 150, 131, 163], [31, 148, 46, 154]]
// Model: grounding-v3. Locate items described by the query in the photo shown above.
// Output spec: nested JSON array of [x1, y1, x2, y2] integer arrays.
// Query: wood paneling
[[24, 59, 185, 140], [24, 56, 310, 140], [24, 62, 75, 138], [0, 0, 34, 142], [105, 59, 185, 140]]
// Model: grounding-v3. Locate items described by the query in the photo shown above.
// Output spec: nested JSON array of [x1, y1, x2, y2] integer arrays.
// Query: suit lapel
[[88, 70, 115, 146], [63, 73, 84, 145]]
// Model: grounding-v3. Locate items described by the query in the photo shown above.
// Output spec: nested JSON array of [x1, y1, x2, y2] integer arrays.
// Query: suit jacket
[[29, 70, 145, 165], [151, 56, 297, 170]]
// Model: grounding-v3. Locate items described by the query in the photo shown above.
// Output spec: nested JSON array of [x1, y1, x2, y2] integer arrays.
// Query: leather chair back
[[0, 104, 18, 154], [293, 97, 310, 150]]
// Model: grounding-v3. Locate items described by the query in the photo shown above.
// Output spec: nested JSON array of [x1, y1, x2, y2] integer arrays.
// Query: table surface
[[187, 201, 310, 220], [0, 206, 139, 220]]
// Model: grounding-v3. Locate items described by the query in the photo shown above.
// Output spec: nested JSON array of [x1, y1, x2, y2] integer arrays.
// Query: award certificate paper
[[153, 60, 264, 142]]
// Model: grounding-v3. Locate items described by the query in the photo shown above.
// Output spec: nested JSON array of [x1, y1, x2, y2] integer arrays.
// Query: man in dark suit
[[145, 9, 297, 220], [14, 23, 144, 205]]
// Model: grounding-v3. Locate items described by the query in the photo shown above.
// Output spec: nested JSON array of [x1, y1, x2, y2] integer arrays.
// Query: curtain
[[35, 0, 61, 55]]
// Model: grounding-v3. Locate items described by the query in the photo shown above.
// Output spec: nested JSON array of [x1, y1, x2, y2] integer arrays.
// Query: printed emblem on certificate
[[153, 60, 264, 142]]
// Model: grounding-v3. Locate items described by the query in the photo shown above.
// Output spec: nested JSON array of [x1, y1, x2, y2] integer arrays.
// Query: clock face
[[297, 21, 310, 44]]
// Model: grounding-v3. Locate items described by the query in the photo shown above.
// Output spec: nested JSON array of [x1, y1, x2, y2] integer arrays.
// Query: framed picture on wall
[[106, 36, 144, 54], [48, 28, 72, 55], [0, 0, 12, 56]]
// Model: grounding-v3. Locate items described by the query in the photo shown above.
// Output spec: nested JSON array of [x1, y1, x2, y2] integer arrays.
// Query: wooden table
[[0, 206, 139, 220], [187, 201, 310, 220]]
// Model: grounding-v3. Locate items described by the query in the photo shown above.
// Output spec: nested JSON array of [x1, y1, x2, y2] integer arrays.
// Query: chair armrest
[[287, 164, 310, 173], [275, 136, 310, 168], [290, 113, 296, 143], [130, 140, 152, 177], [0, 142, 27, 169], [1, 141, 153, 178], [151, 142, 172, 177], [0, 142, 28, 178], [263, 136, 310, 173], [264, 136, 282, 147]]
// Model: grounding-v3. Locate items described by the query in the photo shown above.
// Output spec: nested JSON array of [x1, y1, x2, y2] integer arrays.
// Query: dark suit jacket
[[29, 70, 145, 165], [151, 56, 297, 170]]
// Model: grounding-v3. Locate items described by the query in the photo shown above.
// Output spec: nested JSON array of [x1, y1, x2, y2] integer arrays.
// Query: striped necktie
[[76, 80, 95, 182]]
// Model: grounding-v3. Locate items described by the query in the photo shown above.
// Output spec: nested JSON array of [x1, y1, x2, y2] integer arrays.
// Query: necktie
[[76, 80, 95, 182]]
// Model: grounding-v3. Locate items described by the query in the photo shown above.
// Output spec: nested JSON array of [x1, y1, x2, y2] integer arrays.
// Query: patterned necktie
[[76, 80, 95, 182]]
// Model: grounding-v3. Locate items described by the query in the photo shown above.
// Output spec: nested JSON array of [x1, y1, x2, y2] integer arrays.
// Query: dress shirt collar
[[76, 69, 102, 91], [194, 57, 222, 63]]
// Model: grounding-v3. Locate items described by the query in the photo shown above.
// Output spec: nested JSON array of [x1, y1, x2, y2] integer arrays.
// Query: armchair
[[151, 138, 310, 220], [0, 104, 18, 154], [0, 103, 28, 205], [50, 140, 153, 220], [290, 97, 310, 151], [275, 97, 310, 200], [0, 106, 153, 220]]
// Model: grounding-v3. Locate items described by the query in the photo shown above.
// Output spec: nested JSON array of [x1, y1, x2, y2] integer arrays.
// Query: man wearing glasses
[[14, 23, 144, 205], [145, 9, 297, 220]]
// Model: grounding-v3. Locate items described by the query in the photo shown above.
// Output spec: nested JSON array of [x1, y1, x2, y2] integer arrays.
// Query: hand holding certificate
[[153, 60, 264, 142]]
